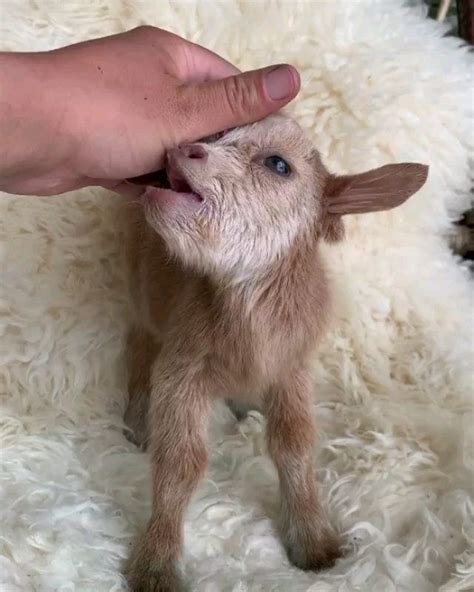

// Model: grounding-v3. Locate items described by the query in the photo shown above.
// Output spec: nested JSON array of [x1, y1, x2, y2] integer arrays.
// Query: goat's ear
[[326, 163, 428, 216]]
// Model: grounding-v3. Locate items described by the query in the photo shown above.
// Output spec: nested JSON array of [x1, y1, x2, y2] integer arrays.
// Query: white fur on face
[[144, 115, 323, 279]]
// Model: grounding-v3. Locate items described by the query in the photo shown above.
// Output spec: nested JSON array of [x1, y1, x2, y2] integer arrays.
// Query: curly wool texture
[[0, 1, 473, 591]]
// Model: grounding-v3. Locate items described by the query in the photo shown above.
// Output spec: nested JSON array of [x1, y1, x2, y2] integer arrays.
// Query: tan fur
[[124, 114, 428, 591]]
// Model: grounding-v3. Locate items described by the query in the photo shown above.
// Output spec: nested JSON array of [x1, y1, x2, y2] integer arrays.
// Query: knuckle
[[223, 76, 259, 119]]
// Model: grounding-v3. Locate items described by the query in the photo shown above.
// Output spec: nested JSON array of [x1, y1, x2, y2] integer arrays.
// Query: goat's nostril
[[181, 144, 208, 160]]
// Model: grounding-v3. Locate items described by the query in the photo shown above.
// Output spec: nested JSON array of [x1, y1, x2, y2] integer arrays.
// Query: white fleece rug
[[1, 1, 473, 591]]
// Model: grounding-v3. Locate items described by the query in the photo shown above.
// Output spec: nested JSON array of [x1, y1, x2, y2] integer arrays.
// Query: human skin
[[0, 26, 300, 197]]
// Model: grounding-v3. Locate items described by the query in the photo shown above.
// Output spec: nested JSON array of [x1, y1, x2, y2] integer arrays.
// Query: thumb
[[176, 64, 300, 140]]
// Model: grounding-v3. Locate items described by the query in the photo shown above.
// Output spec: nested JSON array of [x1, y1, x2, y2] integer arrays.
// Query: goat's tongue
[[165, 161, 202, 200], [168, 172, 192, 194], [126, 162, 202, 203]]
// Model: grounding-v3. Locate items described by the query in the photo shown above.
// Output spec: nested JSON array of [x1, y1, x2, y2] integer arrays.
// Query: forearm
[[0, 51, 75, 194]]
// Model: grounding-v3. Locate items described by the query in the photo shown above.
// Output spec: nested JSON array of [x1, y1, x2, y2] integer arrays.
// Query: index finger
[[181, 40, 240, 82]]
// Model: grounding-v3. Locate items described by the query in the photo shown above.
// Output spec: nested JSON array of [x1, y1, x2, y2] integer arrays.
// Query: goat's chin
[[142, 191, 203, 254], [143, 185, 203, 215]]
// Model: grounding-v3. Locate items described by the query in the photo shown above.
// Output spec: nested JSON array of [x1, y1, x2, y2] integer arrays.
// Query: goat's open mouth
[[166, 168, 203, 203], [127, 167, 203, 203]]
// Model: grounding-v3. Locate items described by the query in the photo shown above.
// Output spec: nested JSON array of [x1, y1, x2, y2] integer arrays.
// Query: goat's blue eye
[[264, 155, 291, 176]]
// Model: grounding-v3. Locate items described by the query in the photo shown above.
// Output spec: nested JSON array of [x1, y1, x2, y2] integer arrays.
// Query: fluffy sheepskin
[[0, 1, 473, 591]]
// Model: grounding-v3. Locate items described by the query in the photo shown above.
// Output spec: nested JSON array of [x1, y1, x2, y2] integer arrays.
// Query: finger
[[181, 41, 240, 82], [100, 179, 144, 199], [176, 64, 300, 141]]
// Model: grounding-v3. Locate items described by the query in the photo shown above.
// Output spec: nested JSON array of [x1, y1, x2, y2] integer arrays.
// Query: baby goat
[[124, 114, 428, 591]]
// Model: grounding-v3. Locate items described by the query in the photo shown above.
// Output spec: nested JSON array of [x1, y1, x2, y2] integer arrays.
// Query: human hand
[[0, 26, 300, 196]]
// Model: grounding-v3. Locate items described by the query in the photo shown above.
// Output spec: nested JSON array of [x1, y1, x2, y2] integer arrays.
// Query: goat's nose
[[179, 143, 208, 160]]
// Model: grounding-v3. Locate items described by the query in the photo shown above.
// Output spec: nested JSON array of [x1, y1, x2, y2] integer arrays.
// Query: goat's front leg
[[126, 355, 210, 592], [265, 370, 341, 571]]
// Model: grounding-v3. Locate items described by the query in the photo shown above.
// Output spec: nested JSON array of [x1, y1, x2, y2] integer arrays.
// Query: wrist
[[0, 51, 78, 193]]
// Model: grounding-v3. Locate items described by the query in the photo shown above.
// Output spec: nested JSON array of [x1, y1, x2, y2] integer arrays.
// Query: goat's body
[[124, 203, 340, 591], [127, 203, 330, 407], [123, 114, 427, 592]]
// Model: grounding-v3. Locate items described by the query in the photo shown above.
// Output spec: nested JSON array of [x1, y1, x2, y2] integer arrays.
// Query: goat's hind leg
[[124, 327, 160, 449]]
